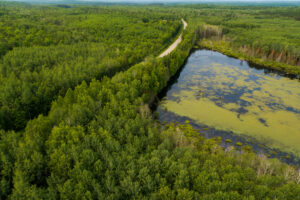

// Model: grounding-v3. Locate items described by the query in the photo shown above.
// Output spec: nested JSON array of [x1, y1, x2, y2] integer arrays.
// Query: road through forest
[[159, 19, 188, 58]]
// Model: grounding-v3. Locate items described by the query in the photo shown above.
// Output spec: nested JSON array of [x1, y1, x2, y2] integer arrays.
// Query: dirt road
[[159, 19, 188, 58]]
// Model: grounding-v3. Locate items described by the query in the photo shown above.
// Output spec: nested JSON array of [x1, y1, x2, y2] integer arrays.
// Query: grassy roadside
[[199, 39, 300, 76], [157, 19, 184, 57]]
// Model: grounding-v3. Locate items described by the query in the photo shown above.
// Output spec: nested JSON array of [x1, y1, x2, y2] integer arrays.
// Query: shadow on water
[[206, 48, 300, 80], [151, 48, 300, 166], [246, 61, 300, 80], [150, 48, 199, 111]]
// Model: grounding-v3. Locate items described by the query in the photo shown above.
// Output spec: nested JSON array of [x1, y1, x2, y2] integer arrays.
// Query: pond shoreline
[[151, 47, 300, 167], [150, 47, 198, 111], [158, 109, 300, 166], [198, 43, 300, 79]]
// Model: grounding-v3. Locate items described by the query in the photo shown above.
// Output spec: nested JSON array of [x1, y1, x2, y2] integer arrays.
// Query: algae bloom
[[158, 50, 300, 156]]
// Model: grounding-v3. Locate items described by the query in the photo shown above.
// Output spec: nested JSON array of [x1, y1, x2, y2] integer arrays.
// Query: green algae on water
[[158, 50, 300, 157]]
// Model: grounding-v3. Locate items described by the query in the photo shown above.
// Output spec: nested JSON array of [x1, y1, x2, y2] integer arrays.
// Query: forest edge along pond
[[154, 49, 300, 165]]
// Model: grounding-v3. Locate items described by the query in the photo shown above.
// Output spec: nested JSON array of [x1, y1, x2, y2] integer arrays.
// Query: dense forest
[[0, 3, 181, 130], [0, 2, 300, 199]]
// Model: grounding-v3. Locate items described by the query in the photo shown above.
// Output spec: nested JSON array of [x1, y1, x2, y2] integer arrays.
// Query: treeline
[[189, 5, 300, 71], [0, 4, 181, 130], [0, 3, 180, 57], [259, 7, 300, 21], [1, 18, 300, 199]]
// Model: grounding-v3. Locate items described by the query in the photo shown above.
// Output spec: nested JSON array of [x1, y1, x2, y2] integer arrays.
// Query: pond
[[156, 49, 300, 162]]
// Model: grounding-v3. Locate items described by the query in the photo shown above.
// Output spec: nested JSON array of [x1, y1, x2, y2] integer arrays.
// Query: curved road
[[159, 19, 188, 58]]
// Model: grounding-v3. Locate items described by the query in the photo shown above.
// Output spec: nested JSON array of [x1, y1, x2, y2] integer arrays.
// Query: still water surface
[[157, 49, 300, 158]]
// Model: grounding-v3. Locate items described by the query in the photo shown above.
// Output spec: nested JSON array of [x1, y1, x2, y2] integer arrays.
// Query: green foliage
[[0, 3, 300, 199], [192, 5, 300, 73], [0, 3, 181, 130], [0, 130, 20, 199]]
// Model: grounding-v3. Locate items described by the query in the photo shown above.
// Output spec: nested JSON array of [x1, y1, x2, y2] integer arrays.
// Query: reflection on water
[[157, 49, 300, 157]]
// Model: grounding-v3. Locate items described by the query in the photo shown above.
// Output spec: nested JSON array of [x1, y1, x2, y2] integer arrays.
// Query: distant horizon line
[[4, 0, 300, 2], [3, 0, 300, 6]]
